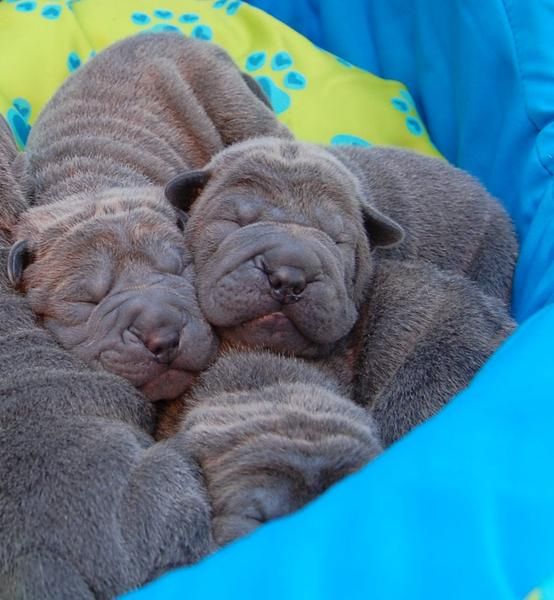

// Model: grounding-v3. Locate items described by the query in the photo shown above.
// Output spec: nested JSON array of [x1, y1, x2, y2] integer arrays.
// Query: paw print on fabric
[[391, 89, 425, 136], [11, 0, 38, 13], [130, 9, 213, 40], [8, 0, 76, 21], [6, 98, 32, 148], [244, 51, 307, 115], [212, 0, 242, 16], [330, 134, 372, 148], [67, 49, 96, 73], [6, 0, 75, 18]]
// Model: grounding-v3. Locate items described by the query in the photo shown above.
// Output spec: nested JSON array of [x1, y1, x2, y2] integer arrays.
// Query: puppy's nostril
[[267, 266, 307, 304], [268, 267, 306, 292], [144, 332, 180, 363]]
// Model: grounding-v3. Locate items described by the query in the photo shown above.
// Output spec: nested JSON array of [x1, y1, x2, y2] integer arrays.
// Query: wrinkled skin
[[171, 350, 382, 546], [167, 139, 403, 357], [13, 187, 218, 400]]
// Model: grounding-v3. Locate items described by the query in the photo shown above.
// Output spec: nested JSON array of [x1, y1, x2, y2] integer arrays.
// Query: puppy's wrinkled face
[[166, 139, 403, 357], [9, 187, 218, 400]]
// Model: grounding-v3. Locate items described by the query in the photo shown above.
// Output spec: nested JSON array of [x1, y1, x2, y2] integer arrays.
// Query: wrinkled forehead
[[26, 211, 190, 292], [17, 187, 177, 237], [207, 144, 363, 219], [65, 213, 187, 261]]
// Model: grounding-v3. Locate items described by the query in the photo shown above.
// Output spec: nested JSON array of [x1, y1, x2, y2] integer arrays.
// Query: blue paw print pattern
[[67, 49, 96, 73], [391, 89, 425, 136], [212, 0, 242, 16], [6, 98, 32, 148], [15, 1, 37, 12], [8, 0, 73, 18], [131, 10, 213, 40], [245, 50, 307, 115], [41, 3, 62, 19], [331, 134, 372, 148]]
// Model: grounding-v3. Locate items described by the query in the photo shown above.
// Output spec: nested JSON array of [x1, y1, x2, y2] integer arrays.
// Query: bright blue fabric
[[124, 2, 554, 598]]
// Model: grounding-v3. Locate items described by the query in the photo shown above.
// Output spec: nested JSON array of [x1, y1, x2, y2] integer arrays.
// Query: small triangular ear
[[362, 204, 405, 249], [164, 170, 211, 212], [7, 239, 34, 287]]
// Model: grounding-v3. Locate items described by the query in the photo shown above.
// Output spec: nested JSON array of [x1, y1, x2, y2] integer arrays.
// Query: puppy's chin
[[219, 313, 328, 358], [139, 369, 198, 402]]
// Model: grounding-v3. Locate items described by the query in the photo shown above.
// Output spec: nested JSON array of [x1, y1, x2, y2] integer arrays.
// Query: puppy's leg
[[179, 355, 381, 546], [354, 259, 515, 447], [117, 437, 214, 578]]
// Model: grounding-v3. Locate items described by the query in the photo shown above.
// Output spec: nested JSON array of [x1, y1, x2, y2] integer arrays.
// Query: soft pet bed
[[1, 1, 553, 599]]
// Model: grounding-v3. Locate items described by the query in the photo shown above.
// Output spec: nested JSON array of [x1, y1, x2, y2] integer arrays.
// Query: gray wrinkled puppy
[[7, 33, 289, 401], [157, 350, 381, 546], [0, 115, 213, 600], [165, 137, 516, 444], [165, 137, 516, 357]]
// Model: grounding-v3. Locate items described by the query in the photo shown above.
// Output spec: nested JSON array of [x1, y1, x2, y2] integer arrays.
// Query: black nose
[[268, 266, 307, 304], [144, 331, 180, 364]]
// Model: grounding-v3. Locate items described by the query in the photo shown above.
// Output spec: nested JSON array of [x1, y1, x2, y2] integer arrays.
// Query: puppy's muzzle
[[254, 242, 319, 305], [124, 294, 188, 365]]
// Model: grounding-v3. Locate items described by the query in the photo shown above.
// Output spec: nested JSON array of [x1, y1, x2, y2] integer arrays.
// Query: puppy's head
[[166, 138, 403, 357], [8, 187, 218, 400]]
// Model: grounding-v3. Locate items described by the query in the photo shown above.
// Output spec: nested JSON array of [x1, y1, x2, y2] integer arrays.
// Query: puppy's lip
[[219, 312, 319, 357], [247, 311, 289, 327], [140, 368, 198, 402], [98, 350, 198, 397]]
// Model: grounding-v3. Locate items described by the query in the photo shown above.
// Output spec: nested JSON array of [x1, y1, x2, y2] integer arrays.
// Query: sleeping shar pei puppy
[[7, 33, 290, 401], [157, 349, 381, 546], [165, 137, 517, 444], [0, 114, 213, 600]]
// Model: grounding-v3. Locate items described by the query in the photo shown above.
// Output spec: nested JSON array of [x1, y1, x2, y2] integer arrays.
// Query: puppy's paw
[[212, 477, 295, 545], [181, 382, 381, 545]]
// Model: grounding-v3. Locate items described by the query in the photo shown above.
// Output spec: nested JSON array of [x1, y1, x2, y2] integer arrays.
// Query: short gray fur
[[327, 145, 518, 303], [343, 258, 516, 446], [174, 350, 381, 546], [0, 116, 213, 599]]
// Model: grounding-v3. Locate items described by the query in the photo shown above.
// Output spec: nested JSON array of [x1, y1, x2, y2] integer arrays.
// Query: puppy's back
[[25, 33, 290, 204], [329, 145, 518, 303]]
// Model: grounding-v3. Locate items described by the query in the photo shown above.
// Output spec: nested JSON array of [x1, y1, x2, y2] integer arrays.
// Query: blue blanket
[[124, 1, 554, 598]]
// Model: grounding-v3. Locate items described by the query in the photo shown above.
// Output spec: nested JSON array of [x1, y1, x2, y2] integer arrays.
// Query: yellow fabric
[[0, 0, 441, 158]]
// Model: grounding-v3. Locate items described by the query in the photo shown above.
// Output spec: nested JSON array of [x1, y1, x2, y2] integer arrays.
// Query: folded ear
[[164, 170, 211, 212], [7, 239, 34, 287], [362, 204, 405, 249]]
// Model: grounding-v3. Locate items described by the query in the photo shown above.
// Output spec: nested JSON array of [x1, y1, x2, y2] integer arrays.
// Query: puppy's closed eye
[[235, 199, 262, 227]]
